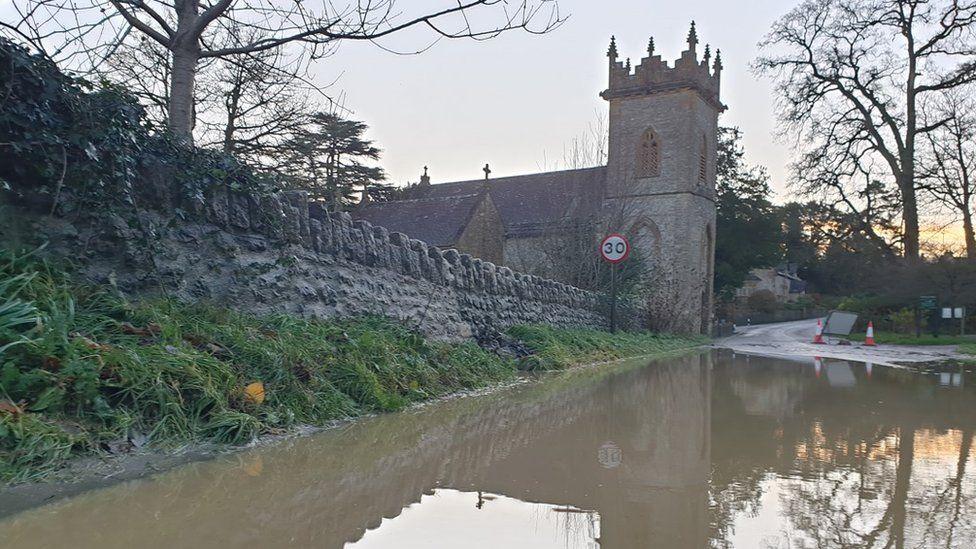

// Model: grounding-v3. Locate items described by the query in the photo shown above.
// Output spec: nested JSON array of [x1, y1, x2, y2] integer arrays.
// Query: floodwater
[[2, 350, 976, 548]]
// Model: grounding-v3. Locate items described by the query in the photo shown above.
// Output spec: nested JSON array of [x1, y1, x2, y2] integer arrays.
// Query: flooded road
[[2, 350, 976, 548]]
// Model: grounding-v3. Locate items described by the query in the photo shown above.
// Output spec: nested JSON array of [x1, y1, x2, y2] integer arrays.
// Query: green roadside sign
[[920, 295, 937, 310]]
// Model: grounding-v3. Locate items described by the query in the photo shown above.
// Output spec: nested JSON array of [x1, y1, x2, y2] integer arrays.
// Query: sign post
[[600, 234, 630, 333], [918, 295, 937, 338]]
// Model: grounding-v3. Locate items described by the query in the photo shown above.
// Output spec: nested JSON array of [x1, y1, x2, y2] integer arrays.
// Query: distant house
[[736, 265, 805, 304]]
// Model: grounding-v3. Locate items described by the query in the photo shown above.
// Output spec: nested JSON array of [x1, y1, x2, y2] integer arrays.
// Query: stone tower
[[601, 23, 723, 334]]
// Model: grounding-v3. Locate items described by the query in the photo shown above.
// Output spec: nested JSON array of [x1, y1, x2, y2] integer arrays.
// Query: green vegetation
[[956, 342, 976, 356], [0, 37, 276, 215], [0, 248, 512, 482], [847, 331, 976, 346], [0, 248, 703, 483], [508, 324, 704, 371]]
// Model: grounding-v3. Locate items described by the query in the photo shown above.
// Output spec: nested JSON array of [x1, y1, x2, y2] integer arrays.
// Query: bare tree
[[199, 45, 319, 164], [7, 0, 563, 142], [755, 0, 976, 260], [105, 27, 325, 165], [104, 37, 184, 127], [920, 87, 976, 258], [562, 109, 608, 170]]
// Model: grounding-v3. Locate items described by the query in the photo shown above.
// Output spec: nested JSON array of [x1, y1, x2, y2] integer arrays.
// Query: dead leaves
[[243, 382, 265, 405], [0, 400, 25, 416], [119, 322, 161, 336]]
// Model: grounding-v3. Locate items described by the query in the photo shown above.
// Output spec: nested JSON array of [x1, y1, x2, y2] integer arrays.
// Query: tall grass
[[0, 248, 513, 481], [508, 324, 704, 370]]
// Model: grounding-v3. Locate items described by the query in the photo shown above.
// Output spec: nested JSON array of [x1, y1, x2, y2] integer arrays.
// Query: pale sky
[[315, 0, 796, 198]]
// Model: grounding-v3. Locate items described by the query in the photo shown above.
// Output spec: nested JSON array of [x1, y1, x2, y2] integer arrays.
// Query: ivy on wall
[[0, 38, 278, 216]]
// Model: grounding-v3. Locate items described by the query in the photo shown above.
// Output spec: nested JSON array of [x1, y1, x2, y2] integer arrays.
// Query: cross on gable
[[483, 163, 491, 180]]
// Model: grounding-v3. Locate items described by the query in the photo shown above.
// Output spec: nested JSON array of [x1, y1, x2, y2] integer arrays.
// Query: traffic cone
[[864, 321, 877, 346], [812, 319, 826, 344], [814, 356, 823, 378]]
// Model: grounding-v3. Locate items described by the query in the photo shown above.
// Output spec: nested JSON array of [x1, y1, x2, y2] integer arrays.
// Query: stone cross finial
[[714, 49, 723, 73], [607, 35, 618, 60], [420, 165, 430, 185], [483, 163, 491, 180], [647, 37, 655, 56], [624, 57, 631, 72], [687, 21, 698, 50]]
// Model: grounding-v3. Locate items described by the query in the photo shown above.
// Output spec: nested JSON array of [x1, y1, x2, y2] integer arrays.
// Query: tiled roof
[[352, 192, 485, 247], [399, 166, 607, 238]]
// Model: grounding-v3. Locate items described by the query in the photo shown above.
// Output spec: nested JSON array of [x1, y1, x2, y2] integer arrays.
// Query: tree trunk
[[900, 174, 921, 260], [963, 207, 976, 259], [168, 45, 200, 143], [223, 79, 241, 154], [890, 424, 914, 549]]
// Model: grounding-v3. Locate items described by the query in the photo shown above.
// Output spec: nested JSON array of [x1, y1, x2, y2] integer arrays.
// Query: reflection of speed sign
[[600, 234, 630, 263]]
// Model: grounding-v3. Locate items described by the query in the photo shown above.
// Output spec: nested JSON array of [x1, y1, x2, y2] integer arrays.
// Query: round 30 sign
[[600, 233, 630, 263]]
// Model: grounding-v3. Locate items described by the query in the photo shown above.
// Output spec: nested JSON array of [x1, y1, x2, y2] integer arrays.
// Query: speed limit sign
[[600, 233, 630, 263]]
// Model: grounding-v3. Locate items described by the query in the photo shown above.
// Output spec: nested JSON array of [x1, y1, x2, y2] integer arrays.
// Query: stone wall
[[22, 188, 622, 340]]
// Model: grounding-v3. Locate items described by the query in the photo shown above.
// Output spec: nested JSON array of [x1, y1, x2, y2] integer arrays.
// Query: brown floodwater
[[2, 350, 976, 548]]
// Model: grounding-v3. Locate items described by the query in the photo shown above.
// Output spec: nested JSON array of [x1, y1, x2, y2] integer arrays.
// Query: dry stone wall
[[26, 188, 621, 340]]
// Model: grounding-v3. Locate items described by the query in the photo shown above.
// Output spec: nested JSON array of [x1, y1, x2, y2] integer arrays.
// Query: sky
[[313, 0, 796, 197]]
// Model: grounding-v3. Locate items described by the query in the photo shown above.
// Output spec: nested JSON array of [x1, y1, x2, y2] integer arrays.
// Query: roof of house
[[352, 192, 487, 247], [354, 166, 607, 241]]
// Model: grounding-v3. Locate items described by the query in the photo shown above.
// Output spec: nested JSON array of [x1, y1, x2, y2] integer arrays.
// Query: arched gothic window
[[635, 128, 661, 178], [698, 135, 708, 185]]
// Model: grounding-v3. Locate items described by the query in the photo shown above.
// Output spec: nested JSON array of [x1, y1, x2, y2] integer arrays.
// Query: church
[[354, 23, 722, 334]]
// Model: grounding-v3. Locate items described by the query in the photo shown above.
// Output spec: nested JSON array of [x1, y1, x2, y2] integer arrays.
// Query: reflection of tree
[[708, 353, 976, 547]]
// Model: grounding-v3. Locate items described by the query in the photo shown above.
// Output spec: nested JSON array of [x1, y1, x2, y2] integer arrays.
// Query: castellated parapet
[[601, 22, 724, 112], [599, 21, 722, 335]]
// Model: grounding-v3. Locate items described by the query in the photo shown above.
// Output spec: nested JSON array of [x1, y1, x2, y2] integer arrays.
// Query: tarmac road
[[715, 317, 966, 368]]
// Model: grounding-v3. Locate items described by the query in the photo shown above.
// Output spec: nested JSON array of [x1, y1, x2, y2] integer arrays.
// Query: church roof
[[352, 192, 487, 247], [398, 166, 607, 238]]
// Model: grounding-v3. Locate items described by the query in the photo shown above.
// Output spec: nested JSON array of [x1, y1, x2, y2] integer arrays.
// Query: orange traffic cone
[[864, 321, 877, 346], [812, 319, 826, 344]]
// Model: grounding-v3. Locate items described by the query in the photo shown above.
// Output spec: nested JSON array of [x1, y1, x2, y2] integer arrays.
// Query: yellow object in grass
[[244, 381, 265, 405]]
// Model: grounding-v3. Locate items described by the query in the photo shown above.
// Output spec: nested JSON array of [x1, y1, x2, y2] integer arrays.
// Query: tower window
[[636, 128, 660, 178], [698, 136, 707, 185]]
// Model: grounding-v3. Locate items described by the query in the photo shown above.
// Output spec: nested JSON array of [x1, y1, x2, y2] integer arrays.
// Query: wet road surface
[[717, 318, 965, 367]]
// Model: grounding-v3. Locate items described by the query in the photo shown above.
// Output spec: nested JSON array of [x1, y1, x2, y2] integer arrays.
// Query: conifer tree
[[281, 113, 389, 210]]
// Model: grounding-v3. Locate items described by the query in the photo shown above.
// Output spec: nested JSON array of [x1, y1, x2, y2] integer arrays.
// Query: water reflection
[[1, 351, 975, 548]]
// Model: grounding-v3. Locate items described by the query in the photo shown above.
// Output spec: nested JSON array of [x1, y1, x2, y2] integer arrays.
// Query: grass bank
[[508, 324, 705, 370], [0, 248, 701, 483], [847, 331, 976, 346], [960, 342, 976, 360]]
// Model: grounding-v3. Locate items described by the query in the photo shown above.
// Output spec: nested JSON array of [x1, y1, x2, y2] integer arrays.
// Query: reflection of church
[[462, 353, 713, 547]]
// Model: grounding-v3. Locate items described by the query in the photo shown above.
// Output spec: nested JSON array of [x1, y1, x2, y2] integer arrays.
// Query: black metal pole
[[610, 263, 617, 333]]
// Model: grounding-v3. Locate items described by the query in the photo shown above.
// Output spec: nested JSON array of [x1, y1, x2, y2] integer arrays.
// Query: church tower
[[601, 23, 723, 334]]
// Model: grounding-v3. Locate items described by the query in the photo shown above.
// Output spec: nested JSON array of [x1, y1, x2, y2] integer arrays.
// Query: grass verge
[[960, 342, 976, 359], [0, 247, 702, 483], [847, 331, 976, 346], [508, 324, 705, 370]]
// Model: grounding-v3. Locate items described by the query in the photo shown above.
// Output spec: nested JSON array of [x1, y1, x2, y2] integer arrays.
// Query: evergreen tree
[[281, 113, 389, 210], [713, 127, 782, 298]]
